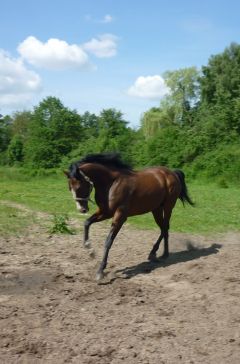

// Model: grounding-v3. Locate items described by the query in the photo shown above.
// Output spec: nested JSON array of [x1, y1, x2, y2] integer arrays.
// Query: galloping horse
[[64, 153, 194, 280]]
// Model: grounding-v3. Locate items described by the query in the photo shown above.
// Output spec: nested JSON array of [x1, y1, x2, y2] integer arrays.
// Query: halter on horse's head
[[65, 153, 131, 214], [64, 163, 93, 213]]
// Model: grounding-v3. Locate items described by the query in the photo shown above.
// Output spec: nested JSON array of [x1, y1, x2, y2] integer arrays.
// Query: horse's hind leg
[[148, 202, 175, 261], [161, 202, 176, 259], [148, 207, 164, 262]]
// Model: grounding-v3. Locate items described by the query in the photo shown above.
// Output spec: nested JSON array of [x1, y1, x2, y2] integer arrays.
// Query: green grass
[[128, 183, 240, 233], [0, 204, 35, 237], [0, 167, 239, 235], [0, 168, 80, 216]]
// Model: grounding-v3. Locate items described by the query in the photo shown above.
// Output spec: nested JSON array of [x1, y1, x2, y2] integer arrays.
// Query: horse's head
[[64, 168, 93, 214]]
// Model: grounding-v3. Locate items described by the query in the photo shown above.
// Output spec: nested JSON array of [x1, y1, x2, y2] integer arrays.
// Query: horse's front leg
[[83, 211, 109, 248], [96, 209, 126, 281]]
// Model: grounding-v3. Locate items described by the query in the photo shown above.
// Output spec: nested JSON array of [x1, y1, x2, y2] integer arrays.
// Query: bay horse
[[64, 153, 194, 281]]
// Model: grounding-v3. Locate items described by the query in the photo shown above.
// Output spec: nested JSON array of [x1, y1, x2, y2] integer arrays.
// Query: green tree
[[163, 67, 200, 124], [81, 111, 99, 137], [98, 109, 127, 136], [128, 128, 149, 167], [11, 111, 32, 140], [0, 114, 12, 153], [24, 97, 83, 168], [97, 109, 130, 155], [139, 68, 200, 143], [201, 43, 240, 104], [141, 107, 174, 138], [64, 108, 134, 166], [146, 125, 183, 167], [7, 135, 24, 165], [200, 42, 240, 133]]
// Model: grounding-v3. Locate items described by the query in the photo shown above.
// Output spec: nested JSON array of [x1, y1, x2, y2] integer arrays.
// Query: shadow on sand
[[115, 243, 222, 280]]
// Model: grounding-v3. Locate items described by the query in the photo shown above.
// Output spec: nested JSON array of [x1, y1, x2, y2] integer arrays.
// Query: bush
[[7, 135, 24, 165], [217, 177, 229, 189], [49, 214, 74, 235], [189, 143, 240, 182]]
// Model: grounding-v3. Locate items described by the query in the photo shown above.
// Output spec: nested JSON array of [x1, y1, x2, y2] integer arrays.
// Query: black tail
[[174, 170, 194, 206]]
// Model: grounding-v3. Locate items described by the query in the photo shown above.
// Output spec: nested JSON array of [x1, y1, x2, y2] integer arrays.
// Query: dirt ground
[[0, 208, 240, 363]]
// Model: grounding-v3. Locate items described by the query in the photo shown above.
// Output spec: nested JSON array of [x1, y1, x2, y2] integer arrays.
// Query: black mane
[[68, 162, 81, 179], [69, 153, 132, 178]]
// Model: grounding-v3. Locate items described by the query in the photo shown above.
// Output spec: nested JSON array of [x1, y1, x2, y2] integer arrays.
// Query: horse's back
[[136, 166, 180, 195], [117, 166, 181, 216]]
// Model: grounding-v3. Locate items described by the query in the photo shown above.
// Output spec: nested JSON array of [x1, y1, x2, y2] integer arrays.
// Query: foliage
[[81, 111, 99, 137], [24, 97, 83, 168], [7, 135, 24, 165], [200, 42, 240, 133], [61, 108, 135, 167], [201, 43, 240, 105], [186, 142, 240, 180], [49, 214, 74, 235], [11, 111, 32, 140], [141, 107, 174, 138], [0, 43, 240, 182], [163, 66, 200, 123], [0, 114, 12, 153]]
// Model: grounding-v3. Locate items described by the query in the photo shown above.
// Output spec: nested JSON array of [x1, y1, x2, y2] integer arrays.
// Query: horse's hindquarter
[[128, 169, 167, 215], [109, 167, 179, 217]]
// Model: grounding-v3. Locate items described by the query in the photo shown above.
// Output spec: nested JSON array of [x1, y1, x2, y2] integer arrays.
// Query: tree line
[[0, 43, 240, 181]]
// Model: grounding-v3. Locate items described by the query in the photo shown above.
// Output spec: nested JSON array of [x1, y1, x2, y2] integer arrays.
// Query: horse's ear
[[63, 170, 70, 178]]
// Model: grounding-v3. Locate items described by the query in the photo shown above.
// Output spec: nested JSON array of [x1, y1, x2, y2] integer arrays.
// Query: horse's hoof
[[148, 253, 158, 262], [161, 253, 169, 259], [96, 271, 105, 281], [83, 240, 91, 249]]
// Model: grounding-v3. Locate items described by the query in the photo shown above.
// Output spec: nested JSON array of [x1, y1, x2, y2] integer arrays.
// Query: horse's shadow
[[115, 243, 222, 280]]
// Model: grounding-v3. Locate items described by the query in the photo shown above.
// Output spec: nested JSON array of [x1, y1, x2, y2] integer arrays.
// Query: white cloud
[[83, 34, 118, 58], [127, 75, 169, 100], [0, 50, 42, 107], [101, 14, 114, 23], [18, 36, 91, 70]]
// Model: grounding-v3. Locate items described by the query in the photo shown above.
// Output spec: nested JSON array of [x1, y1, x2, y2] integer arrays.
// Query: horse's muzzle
[[75, 202, 89, 214]]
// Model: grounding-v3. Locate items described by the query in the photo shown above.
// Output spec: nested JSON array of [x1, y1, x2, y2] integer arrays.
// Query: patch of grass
[[0, 167, 82, 217], [49, 214, 74, 235], [0, 168, 239, 234], [128, 182, 240, 233], [0, 204, 35, 237]]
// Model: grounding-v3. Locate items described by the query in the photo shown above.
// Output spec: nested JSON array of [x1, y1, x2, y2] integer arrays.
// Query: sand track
[[0, 212, 240, 363]]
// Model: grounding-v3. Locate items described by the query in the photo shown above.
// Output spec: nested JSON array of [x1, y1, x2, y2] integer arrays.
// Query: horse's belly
[[127, 194, 163, 216]]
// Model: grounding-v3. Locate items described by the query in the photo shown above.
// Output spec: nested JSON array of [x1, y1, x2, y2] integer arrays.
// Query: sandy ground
[[0, 208, 240, 363]]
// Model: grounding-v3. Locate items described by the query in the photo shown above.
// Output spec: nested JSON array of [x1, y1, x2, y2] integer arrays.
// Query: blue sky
[[1, 0, 240, 126]]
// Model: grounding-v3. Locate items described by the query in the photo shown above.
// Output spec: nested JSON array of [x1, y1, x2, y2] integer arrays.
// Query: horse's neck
[[82, 163, 118, 189]]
